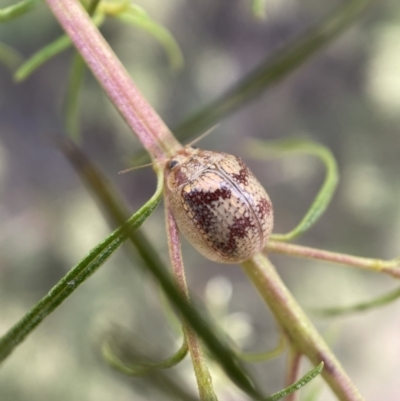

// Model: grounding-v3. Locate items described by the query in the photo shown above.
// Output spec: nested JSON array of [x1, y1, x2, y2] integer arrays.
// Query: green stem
[[266, 240, 400, 279], [242, 254, 364, 401], [312, 285, 400, 317]]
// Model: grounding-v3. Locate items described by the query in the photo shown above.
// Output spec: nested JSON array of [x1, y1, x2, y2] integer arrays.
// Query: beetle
[[164, 147, 274, 263]]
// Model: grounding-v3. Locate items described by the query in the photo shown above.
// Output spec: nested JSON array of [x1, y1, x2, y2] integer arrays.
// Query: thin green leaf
[[0, 169, 164, 363], [0, 0, 36, 22], [64, 54, 87, 139], [312, 286, 400, 317], [14, 34, 71, 81], [173, 0, 375, 142], [264, 362, 324, 401], [0, 42, 24, 70], [248, 138, 339, 241], [14, 14, 103, 82], [117, 5, 184, 71], [103, 335, 188, 376]]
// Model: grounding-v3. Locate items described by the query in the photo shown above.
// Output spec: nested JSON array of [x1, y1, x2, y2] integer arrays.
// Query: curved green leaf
[[103, 332, 197, 401], [103, 335, 188, 376], [248, 138, 339, 241], [117, 5, 184, 71]]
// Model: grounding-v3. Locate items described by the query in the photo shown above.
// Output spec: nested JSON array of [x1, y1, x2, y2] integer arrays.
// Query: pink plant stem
[[242, 254, 364, 401], [285, 349, 302, 401], [45, 0, 182, 161], [165, 201, 217, 401], [266, 240, 400, 279]]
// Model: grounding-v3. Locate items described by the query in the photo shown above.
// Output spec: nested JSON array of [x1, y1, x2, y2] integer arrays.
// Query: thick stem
[[45, 0, 181, 160], [242, 253, 364, 401], [266, 240, 400, 279]]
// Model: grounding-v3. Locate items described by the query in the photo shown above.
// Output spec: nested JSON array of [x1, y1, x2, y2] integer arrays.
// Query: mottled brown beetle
[[165, 147, 274, 263]]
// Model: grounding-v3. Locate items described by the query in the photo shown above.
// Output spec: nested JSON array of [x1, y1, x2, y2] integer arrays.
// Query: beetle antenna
[[120, 124, 219, 174], [186, 124, 219, 147], [118, 162, 154, 174]]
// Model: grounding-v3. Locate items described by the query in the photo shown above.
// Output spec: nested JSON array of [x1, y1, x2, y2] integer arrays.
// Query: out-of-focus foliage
[[0, 42, 23, 70], [1, 1, 400, 400], [0, 0, 36, 22]]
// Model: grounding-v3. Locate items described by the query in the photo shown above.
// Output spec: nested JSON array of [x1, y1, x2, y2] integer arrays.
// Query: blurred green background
[[1, 0, 400, 400]]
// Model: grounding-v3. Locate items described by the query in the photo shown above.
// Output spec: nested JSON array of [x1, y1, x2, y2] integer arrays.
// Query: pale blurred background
[[1, 0, 400, 400]]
